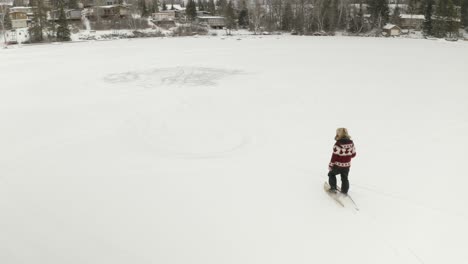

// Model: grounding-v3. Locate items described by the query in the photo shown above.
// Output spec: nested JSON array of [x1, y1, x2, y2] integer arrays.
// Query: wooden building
[[9, 7, 31, 29], [383, 24, 401, 36], [399, 14, 425, 29], [196, 16, 225, 29], [49, 9, 82, 21], [152, 10, 176, 21]]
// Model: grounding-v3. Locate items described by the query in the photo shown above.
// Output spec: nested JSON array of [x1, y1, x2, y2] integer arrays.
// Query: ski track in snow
[[320, 172, 454, 264], [341, 194, 428, 264], [321, 186, 411, 263], [352, 182, 468, 219], [408, 248, 426, 264]]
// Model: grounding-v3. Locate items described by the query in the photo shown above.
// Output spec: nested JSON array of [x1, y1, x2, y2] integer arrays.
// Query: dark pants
[[328, 166, 350, 194]]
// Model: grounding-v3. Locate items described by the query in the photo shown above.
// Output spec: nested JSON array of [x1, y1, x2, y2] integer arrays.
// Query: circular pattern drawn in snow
[[104, 67, 243, 87]]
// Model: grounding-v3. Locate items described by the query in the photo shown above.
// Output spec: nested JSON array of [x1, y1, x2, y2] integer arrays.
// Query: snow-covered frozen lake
[[1, 36, 468, 264]]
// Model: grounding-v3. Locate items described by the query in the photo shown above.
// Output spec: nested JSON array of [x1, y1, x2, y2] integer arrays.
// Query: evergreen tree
[[462, 0, 468, 28], [151, 0, 159, 13], [216, 0, 227, 15], [462, 0, 468, 29], [3, 8, 12, 30], [423, 0, 434, 35], [207, 0, 215, 15], [56, 1, 70, 41], [445, 0, 459, 37], [140, 0, 150, 17], [368, 0, 390, 28], [357, 3, 366, 32], [186, 0, 197, 21], [282, 1, 293, 31], [433, 0, 446, 37], [224, 0, 235, 34], [433, 0, 459, 37], [197, 0, 204, 11], [171, 3, 175, 10], [44, 0, 57, 39], [162, 0, 167, 10], [408, 0, 418, 14], [68, 0, 79, 9], [391, 5, 402, 26], [293, 2, 305, 34], [349, 2, 365, 33], [238, 0, 249, 28], [49, 0, 59, 9], [29, 0, 47, 42], [323, 0, 339, 32]]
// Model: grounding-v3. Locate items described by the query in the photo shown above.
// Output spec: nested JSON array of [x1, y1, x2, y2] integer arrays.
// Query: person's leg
[[328, 167, 338, 190], [340, 168, 350, 194]]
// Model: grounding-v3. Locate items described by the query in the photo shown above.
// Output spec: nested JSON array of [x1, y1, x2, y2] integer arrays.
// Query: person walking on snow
[[328, 128, 356, 194]]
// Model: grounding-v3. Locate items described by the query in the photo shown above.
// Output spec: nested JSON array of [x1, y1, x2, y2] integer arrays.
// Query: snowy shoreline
[[2, 28, 468, 49]]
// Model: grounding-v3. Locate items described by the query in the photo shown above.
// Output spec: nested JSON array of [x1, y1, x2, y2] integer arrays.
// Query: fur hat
[[335, 128, 351, 140]]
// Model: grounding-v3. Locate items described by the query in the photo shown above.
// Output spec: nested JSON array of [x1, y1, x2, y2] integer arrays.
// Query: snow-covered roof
[[10, 6, 32, 10], [349, 3, 368, 8], [383, 24, 394, 29], [9, 7, 33, 14], [164, 4, 184, 11], [388, 4, 410, 15], [388, 4, 408, 9], [98, 4, 130, 9], [9, 10, 28, 13], [197, 16, 225, 19], [155, 10, 176, 13], [383, 23, 400, 30], [50, 8, 80, 11], [400, 14, 425, 19]]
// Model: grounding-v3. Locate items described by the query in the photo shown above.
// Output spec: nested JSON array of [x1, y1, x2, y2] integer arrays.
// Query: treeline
[[182, 0, 467, 37], [424, 0, 466, 37], [5, 0, 467, 43], [122, 0, 468, 37]]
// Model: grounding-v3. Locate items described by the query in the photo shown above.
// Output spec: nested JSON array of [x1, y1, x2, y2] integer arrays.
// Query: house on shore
[[399, 14, 425, 29], [152, 10, 177, 28], [196, 16, 225, 29], [9, 6, 33, 29], [95, 4, 130, 18], [9, 10, 28, 28], [153, 10, 176, 21], [49, 9, 82, 21], [383, 24, 402, 36]]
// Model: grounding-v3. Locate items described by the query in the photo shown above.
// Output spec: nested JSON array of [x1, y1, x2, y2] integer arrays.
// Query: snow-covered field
[[1, 36, 468, 264]]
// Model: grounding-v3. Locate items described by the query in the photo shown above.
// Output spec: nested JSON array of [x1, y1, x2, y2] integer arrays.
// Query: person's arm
[[329, 144, 338, 170]]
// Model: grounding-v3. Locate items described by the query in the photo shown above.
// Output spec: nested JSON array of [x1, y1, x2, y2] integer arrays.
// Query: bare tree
[[250, 0, 265, 33], [0, 11, 7, 46]]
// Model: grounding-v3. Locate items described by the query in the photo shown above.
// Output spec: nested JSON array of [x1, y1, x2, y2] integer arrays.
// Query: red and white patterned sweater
[[329, 138, 356, 169]]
